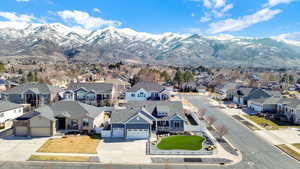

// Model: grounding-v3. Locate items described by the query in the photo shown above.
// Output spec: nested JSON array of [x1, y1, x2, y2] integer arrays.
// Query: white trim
[[125, 113, 153, 124]]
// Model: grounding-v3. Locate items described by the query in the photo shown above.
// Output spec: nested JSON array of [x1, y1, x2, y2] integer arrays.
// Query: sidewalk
[[180, 97, 242, 165], [208, 98, 300, 155]]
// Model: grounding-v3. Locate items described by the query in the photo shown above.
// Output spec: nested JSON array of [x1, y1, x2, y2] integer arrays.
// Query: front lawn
[[243, 115, 300, 130], [37, 136, 100, 154], [29, 155, 90, 162], [292, 143, 300, 150], [157, 135, 205, 150], [243, 115, 281, 130]]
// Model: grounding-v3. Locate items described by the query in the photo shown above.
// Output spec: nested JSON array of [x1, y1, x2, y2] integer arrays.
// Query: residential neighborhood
[[0, 62, 299, 167]]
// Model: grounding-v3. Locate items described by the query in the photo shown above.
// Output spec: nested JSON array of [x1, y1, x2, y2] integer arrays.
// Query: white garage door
[[127, 129, 149, 139], [15, 126, 28, 136], [112, 128, 124, 137], [31, 128, 50, 137]]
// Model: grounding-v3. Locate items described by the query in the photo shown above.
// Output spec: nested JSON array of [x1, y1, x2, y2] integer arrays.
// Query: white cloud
[[195, 0, 233, 22], [16, 0, 31, 2], [191, 13, 195, 17], [200, 12, 211, 22], [57, 10, 121, 30], [214, 0, 226, 8], [220, 3, 233, 13], [265, 0, 294, 7], [0, 11, 35, 22], [184, 28, 202, 34], [275, 32, 300, 41], [0, 11, 37, 29], [208, 8, 281, 34], [93, 8, 102, 13]]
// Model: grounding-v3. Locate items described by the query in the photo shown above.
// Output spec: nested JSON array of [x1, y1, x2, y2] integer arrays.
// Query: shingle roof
[[110, 101, 186, 123], [0, 101, 23, 112], [2, 83, 61, 95], [126, 82, 164, 92], [68, 83, 113, 93], [16, 100, 111, 121]]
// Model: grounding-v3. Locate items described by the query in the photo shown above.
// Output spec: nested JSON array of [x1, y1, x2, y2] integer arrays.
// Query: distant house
[[215, 82, 241, 100], [233, 87, 281, 105], [63, 83, 115, 106], [103, 78, 131, 98], [0, 101, 23, 126], [1, 83, 62, 107], [247, 97, 300, 124], [125, 82, 168, 101], [102, 101, 186, 139], [0, 79, 18, 91], [13, 100, 109, 137], [277, 99, 300, 124], [247, 97, 282, 113]]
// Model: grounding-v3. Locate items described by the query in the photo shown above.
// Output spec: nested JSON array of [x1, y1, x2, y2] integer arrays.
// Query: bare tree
[[215, 124, 229, 139], [206, 115, 217, 127], [198, 108, 207, 119]]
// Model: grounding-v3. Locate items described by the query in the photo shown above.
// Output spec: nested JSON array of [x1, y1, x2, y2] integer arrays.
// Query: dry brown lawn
[[37, 136, 100, 154], [292, 143, 300, 150], [29, 155, 90, 162], [277, 144, 300, 161]]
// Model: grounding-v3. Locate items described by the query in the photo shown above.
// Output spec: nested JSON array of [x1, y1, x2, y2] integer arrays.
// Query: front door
[[57, 117, 66, 130]]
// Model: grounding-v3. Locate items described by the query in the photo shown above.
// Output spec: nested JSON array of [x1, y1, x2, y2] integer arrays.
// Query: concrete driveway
[[0, 136, 48, 161], [98, 139, 151, 164]]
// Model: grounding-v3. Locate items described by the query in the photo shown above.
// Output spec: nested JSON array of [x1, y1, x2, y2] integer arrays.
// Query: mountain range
[[0, 23, 300, 67]]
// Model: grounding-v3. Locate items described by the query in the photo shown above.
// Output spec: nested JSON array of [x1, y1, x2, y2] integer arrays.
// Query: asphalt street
[[0, 95, 299, 169]]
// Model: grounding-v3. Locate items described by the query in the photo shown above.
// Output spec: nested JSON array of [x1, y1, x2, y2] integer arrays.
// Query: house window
[[69, 119, 78, 130], [0, 113, 3, 118], [138, 92, 145, 97], [14, 110, 17, 113], [131, 93, 135, 97], [82, 118, 89, 127], [174, 121, 180, 128]]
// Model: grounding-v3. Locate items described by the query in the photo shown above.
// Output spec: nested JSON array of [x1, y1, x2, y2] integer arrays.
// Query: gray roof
[[127, 82, 164, 92], [2, 83, 61, 95], [17, 100, 110, 121], [249, 97, 282, 104], [215, 83, 240, 91], [110, 107, 141, 123], [0, 101, 23, 113], [68, 83, 113, 93], [111, 101, 185, 123]]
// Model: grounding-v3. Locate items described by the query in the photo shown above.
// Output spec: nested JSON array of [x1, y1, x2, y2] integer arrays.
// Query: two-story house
[[1, 83, 62, 107], [102, 101, 186, 139], [63, 83, 115, 107], [125, 82, 168, 101]]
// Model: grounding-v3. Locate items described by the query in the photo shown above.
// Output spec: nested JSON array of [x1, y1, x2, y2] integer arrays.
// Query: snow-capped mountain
[[0, 23, 300, 67]]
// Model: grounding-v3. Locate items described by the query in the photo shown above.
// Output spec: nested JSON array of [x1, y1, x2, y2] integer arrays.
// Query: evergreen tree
[[183, 71, 194, 82], [173, 70, 184, 85]]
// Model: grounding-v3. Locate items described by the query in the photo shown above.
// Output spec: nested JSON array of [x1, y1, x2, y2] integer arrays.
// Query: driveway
[[98, 139, 151, 164], [0, 136, 48, 161]]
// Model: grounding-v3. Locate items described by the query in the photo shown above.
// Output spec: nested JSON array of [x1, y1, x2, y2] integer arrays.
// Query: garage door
[[15, 126, 28, 136], [126, 129, 149, 139], [112, 128, 124, 137], [31, 128, 50, 137]]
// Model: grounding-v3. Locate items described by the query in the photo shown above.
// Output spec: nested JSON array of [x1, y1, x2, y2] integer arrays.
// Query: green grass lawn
[[243, 115, 300, 130], [157, 135, 205, 150]]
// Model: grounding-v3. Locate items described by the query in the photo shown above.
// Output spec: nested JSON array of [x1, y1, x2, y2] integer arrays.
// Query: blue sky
[[0, 0, 299, 37]]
